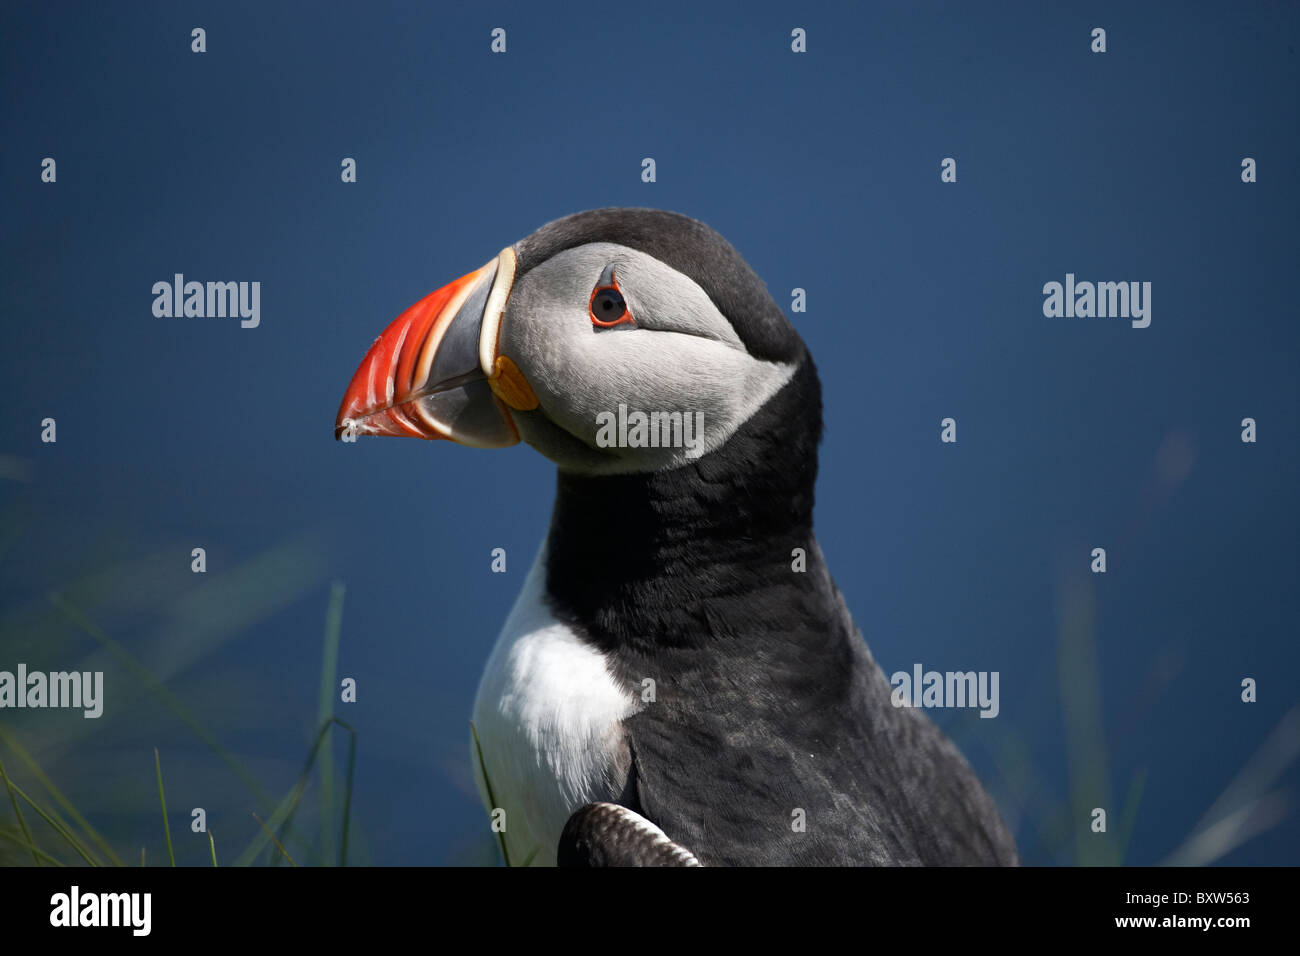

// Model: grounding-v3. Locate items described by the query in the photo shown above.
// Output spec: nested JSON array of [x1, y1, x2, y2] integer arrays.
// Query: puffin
[[334, 207, 1019, 867]]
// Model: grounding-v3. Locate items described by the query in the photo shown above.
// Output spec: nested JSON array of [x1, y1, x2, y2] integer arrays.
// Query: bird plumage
[[540, 355, 1017, 865], [338, 207, 1019, 866]]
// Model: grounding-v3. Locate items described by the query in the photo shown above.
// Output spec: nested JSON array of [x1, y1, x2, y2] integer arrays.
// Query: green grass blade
[[0, 728, 124, 866], [1161, 704, 1300, 865], [339, 718, 355, 867], [154, 748, 175, 867], [315, 582, 345, 865], [0, 755, 40, 866], [232, 784, 304, 867], [49, 593, 279, 813], [1116, 766, 1148, 863], [252, 813, 296, 866], [208, 830, 218, 867], [4, 778, 100, 866], [1056, 571, 1113, 866], [273, 717, 357, 867], [0, 826, 65, 866], [232, 717, 356, 867], [471, 720, 510, 867]]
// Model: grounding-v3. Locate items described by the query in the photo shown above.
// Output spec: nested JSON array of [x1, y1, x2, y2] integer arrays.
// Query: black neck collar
[[543, 355, 824, 657]]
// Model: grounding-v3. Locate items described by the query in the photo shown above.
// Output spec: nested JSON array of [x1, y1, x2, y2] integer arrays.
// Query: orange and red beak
[[334, 248, 534, 448]]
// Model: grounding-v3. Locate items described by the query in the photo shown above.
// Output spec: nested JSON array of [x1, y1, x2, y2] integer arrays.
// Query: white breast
[[470, 543, 642, 866]]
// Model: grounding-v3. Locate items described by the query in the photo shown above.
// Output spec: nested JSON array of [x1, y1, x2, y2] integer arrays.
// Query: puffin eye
[[592, 288, 626, 322], [589, 268, 634, 328]]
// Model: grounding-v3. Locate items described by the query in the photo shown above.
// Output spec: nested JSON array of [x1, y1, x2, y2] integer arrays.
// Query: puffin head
[[335, 208, 811, 475]]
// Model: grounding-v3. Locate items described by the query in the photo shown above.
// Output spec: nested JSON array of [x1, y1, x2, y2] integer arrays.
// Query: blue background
[[1, 0, 1296, 866]]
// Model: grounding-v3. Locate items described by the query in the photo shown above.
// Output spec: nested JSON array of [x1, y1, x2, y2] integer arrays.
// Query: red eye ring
[[589, 274, 635, 328]]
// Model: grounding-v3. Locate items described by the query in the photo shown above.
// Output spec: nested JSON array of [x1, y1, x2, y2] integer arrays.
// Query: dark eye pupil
[[594, 288, 626, 320]]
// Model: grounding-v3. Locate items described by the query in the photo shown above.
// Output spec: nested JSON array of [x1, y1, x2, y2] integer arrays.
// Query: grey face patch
[[498, 243, 796, 475], [511, 207, 803, 362]]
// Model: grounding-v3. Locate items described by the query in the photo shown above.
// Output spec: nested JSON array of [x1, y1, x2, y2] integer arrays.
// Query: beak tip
[[336, 252, 518, 447], [334, 410, 382, 441]]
